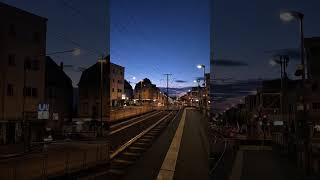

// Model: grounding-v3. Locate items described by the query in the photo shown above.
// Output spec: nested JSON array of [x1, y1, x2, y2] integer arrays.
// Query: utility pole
[[164, 74, 172, 110], [98, 57, 105, 137]]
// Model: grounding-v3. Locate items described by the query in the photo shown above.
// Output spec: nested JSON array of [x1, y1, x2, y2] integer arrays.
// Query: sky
[[2, 0, 211, 88], [212, 0, 320, 82], [211, 0, 320, 110], [110, 0, 211, 88], [3, 0, 320, 90], [2, 0, 109, 87]]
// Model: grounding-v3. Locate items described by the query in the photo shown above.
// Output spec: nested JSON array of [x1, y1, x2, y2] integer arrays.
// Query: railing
[[0, 142, 110, 180]]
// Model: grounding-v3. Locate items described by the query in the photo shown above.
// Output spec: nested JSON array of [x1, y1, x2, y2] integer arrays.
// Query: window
[[8, 24, 16, 37], [49, 88, 55, 98], [7, 84, 13, 96], [312, 103, 320, 111], [33, 32, 40, 42], [8, 54, 16, 66], [118, 89, 122, 93], [32, 88, 38, 98], [32, 59, 39, 70], [23, 87, 32, 97], [83, 103, 88, 114], [24, 57, 31, 70], [112, 88, 114, 92], [118, 80, 122, 84], [112, 79, 115, 83], [80, 88, 88, 98]]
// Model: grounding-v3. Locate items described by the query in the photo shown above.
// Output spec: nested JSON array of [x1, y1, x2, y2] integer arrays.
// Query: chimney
[[60, 62, 64, 70]]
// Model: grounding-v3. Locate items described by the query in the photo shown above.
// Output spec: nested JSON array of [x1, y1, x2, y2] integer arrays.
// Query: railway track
[[78, 109, 181, 179], [109, 111, 169, 151]]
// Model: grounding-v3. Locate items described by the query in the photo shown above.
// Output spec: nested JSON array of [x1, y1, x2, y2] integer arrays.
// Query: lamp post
[[22, 48, 80, 152], [194, 79, 201, 107], [137, 80, 144, 105], [98, 57, 107, 137], [280, 10, 310, 172], [197, 64, 206, 110], [269, 55, 289, 124]]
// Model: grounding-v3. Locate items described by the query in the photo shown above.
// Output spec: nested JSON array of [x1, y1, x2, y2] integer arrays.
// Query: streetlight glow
[[72, 48, 81, 56], [280, 11, 304, 22], [280, 12, 295, 22], [269, 59, 277, 66], [197, 64, 204, 69]]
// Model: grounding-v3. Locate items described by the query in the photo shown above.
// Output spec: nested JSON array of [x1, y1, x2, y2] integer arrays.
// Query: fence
[[110, 105, 159, 122], [0, 142, 110, 180]]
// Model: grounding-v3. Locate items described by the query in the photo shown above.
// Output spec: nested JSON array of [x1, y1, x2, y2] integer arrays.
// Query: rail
[[110, 111, 163, 135], [110, 111, 174, 159], [209, 132, 228, 175]]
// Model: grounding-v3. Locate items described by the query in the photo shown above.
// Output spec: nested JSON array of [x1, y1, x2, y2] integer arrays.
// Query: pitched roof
[[45, 56, 72, 88]]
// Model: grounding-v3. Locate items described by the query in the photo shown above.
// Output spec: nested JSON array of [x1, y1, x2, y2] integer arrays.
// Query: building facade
[[134, 79, 160, 104], [110, 63, 124, 107], [0, 2, 47, 144], [123, 80, 133, 104], [78, 57, 110, 122], [45, 57, 73, 134]]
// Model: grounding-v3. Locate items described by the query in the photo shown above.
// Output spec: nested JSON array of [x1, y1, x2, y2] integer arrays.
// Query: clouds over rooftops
[[211, 58, 248, 67]]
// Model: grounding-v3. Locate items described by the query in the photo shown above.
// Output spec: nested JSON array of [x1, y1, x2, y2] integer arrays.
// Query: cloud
[[265, 48, 300, 60], [211, 58, 248, 66], [195, 77, 204, 81], [175, 80, 187, 83]]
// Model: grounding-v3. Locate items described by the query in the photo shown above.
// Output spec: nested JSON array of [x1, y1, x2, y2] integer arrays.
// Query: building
[[305, 37, 320, 81], [45, 57, 73, 134], [205, 73, 210, 107], [304, 37, 320, 135], [179, 87, 204, 107], [0, 2, 47, 144], [134, 78, 160, 104], [123, 80, 133, 104], [78, 56, 110, 122], [110, 63, 125, 107]]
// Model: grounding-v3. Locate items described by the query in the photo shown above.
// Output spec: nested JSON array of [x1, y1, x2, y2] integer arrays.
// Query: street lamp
[[193, 79, 201, 107], [98, 58, 107, 136], [138, 79, 145, 105], [197, 64, 206, 86], [197, 64, 206, 110], [280, 11, 305, 79], [280, 10, 310, 172]]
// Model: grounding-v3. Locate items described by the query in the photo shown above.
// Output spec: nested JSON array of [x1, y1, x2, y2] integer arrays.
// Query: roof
[[78, 56, 110, 87], [110, 62, 124, 69], [305, 37, 320, 47], [0, 2, 47, 21], [45, 56, 72, 88], [78, 63, 100, 86]]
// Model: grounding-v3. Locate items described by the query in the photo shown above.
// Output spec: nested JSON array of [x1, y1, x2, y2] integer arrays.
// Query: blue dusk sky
[[2, 0, 211, 88], [212, 0, 320, 83]]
